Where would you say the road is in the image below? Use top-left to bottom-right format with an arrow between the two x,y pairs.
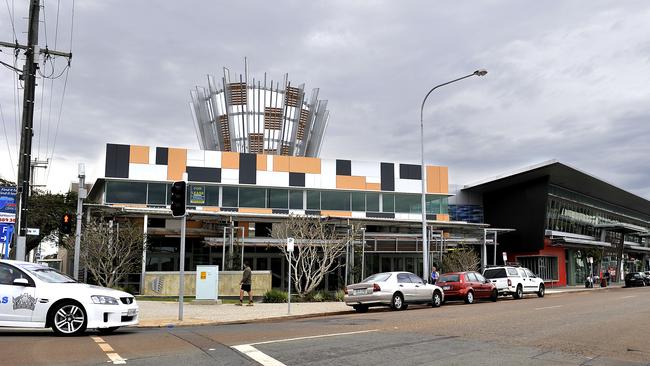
1,286 -> 650,365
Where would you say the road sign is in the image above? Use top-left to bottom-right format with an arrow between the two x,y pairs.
287,237 -> 294,252
0,223 -> 14,259
26,228 -> 40,236
0,186 -> 17,224
502,252 -> 508,263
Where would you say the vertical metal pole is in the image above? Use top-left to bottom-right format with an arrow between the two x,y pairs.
420,120 -> 429,284
482,229 -> 487,272
73,166 -> 85,280
178,214 -> 187,321
287,250 -> 291,315
493,231 -> 498,266
240,227 -> 245,270
221,227 -> 226,272
140,214 -> 148,294
344,239 -> 349,286
361,228 -> 366,280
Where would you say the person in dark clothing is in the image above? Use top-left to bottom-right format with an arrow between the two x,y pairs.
238,261 -> 253,306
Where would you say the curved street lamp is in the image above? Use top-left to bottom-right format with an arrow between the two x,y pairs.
420,69 -> 487,283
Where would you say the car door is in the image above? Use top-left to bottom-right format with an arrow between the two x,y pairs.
474,272 -> 491,298
408,273 -> 429,302
396,273 -> 414,301
517,268 -> 533,292
0,263 -> 37,323
525,269 -> 541,290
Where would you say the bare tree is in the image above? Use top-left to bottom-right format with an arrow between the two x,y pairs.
270,215 -> 360,297
441,247 -> 480,273
65,218 -> 146,289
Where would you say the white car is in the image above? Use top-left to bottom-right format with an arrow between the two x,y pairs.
482,266 -> 545,299
344,272 -> 444,312
0,259 -> 138,336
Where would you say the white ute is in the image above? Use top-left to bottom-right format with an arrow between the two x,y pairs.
0,259 -> 139,336
482,266 -> 545,299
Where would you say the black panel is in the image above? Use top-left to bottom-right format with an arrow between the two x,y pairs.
105,143 -> 130,178
367,212 -> 395,219
336,160 -> 351,176
305,210 -> 321,216
399,164 -> 421,180
239,153 -> 257,184
220,207 -> 239,212
155,147 -> 168,165
289,172 -> 305,187
272,209 -> 290,215
187,167 -> 221,183
380,163 -> 395,191
426,214 -> 438,221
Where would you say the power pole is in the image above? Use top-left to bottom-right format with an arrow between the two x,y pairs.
0,0 -> 72,260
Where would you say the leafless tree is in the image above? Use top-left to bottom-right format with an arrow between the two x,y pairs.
65,218 -> 146,289
441,247 -> 480,273
270,215 -> 360,297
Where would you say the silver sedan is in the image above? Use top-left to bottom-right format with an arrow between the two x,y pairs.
344,272 -> 444,313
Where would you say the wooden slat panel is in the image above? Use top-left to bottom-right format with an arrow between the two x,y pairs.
285,87 -> 301,107
264,107 -> 283,130
248,133 -> 264,153
297,109 -> 308,140
219,115 -> 231,151
228,82 -> 247,105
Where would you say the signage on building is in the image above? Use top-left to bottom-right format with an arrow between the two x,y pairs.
26,228 -> 40,236
0,186 -> 17,223
0,223 -> 14,259
189,185 -> 205,205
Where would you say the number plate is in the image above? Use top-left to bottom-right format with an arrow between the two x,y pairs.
442,286 -> 451,290
127,308 -> 137,316
353,289 -> 366,296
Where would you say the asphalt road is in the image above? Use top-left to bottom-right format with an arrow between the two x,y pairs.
2,286 -> 650,365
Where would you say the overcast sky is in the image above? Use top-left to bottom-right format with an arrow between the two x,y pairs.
1,1 -> 649,199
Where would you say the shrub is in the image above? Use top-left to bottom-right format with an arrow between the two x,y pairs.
334,290 -> 345,302
263,289 -> 288,303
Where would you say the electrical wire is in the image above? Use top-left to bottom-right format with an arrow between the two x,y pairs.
45,0 -> 62,159
4,0 -> 17,42
0,103 -> 16,179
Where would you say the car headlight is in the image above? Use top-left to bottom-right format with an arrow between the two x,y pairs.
91,295 -> 119,305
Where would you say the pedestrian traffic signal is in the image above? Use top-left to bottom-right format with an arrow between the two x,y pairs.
170,181 -> 186,217
61,213 -> 73,234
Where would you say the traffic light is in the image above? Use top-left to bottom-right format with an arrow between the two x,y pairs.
61,213 -> 73,234
170,181 -> 186,217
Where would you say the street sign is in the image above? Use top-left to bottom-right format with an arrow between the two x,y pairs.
26,228 -> 40,236
502,252 -> 508,263
287,237 -> 294,252
0,186 -> 17,224
0,223 -> 14,259
587,257 -> 593,264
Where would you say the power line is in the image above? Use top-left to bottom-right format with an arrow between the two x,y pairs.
45,65 -> 69,185
4,0 -> 17,41
0,103 -> 16,179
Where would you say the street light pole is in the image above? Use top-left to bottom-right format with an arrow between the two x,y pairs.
420,69 -> 487,283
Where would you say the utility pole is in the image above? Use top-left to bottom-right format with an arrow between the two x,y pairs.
73,163 -> 86,280
0,0 -> 72,260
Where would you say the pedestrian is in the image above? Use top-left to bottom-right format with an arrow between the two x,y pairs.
603,270 -> 610,285
430,266 -> 439,284
237,261 -> 253,306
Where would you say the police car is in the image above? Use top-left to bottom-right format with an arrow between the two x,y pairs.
0,259 -> 138,336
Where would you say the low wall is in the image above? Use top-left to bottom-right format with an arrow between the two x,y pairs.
143,271 -> 272,297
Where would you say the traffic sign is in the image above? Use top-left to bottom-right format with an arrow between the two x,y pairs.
26,228 -> 40,236
287,237 -> 294,252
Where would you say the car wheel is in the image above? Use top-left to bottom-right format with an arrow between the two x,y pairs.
537,284 -> 545,298
391,293 -> 405,310
490,289 -> 498,302
97,327 -> 120,335
432,291 -> 442,308
51,302 -> 87,336
352,305 -> 368,313
513,285 -> 523,300
464,290 -> 475,304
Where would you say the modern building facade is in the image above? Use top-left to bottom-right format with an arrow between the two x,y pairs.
190,67 -> 329,157
458,161 -> 650,286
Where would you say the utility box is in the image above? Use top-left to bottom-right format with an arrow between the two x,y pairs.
195,265 -> 219,300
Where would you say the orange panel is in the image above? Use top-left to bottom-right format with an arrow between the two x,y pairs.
167,148 -> 187,181
365,182 -> 381,191
436,214 -> 450,222
256,154 -> 268,171
239,208 -> 273,214
202,207 -> 220,212
221,152 -> 239,169
321,210 -> 352,217
439,167 -> 449,194
129,145 -> 149,164
426,166 -> 441,193
289,156 -> 321,174
273,155 -> 290,172
186,220 -> 202,229
336,176 -> 366,190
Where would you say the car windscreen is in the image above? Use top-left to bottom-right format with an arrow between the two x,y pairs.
438,274 -> 460,282
362,273 -> 391,283
22,265 -> 76,283
483,268 -> 507,279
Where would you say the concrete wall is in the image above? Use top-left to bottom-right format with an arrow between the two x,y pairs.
142,270 -> 272,297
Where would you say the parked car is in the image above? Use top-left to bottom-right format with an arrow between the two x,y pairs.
482,266 -> 545,299
624,272 -> 649,287
0,259 -> 139,336
437,271 -> 498,304
344,272 -> 444,313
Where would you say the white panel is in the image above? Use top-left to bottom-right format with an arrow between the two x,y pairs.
267,155 -> 273,171
148,147 -> 156,165
204,151 -> 221,168
320,159 -> 336,189
351,160 -> 380,178
351,211 -> 365,218
395,213 -> 412,220
305,173 -> 320,188
221,168 -> 239,184
129,163 -> 167,181
289,209 -> 305,215
395,179 -> 422,193
366,176 -> 381,184
257,171 -> 289,187
187,149 -> 205,167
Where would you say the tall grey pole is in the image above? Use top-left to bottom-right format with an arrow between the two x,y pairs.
288,250 -> 292,315
140,214 -> 148,294
493,231 -> 498,266
419,69 -> 487,281
73,164 -> 85,280
221,227 -> 226,271
178,214 -> 187,321
361,228 -> 366,280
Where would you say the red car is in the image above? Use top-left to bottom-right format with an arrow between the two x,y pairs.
437,271 -> 498,304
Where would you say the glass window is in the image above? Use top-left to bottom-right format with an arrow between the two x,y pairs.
106,181 -> 147,204
438,274 -> 460,282
289,190 -> 303,210
396,273 -> 411,283
466,272 -> 478,282
362,273 -> 391,283
268,189 -> 288,209
22,264 -> 75,283
426,195 -> 441,214
507,268 -> 519,276
222,186 -> 238,207
239,187 -> 266,208
205,186 -> 219,206
306,190 -> 320,210
395,194 -> 420,213
408,273 -> 424,284
483,268 -> 507,279
147,183 -> 167,205
475,273 -> 486,282
366,192 -> 379,211
351,192 -> 365,211
382,193 -> 394,213
321,191 -> 351,211
0,263 -> 33,285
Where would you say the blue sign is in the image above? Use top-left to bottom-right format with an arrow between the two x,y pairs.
0,223 -> 13,259
0,186 -> 17,216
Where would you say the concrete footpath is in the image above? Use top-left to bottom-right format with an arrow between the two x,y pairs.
137,284 -> 624,328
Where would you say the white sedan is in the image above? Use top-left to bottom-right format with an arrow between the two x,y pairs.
0,259 -> 138,336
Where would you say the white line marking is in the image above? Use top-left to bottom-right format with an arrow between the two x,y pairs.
620,295 -> 636,299
535,305 -> 563,310
90,336 -> 126,364
91,336 -> 105,343
98,343 -> 115,352
232,345 -> 286,366
106,352 -> 126,365
248,329 -> 379,346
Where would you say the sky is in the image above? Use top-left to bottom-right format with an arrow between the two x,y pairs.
1,1 -> 649,199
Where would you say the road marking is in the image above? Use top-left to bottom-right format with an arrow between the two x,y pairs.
89,336 -> 126,364
98,343 -> 115,352
535,305 -> 563,310
91,336 -> 104,343
619,295 -> 636,299
232,329 -> 380,366
106,353 -> 127,365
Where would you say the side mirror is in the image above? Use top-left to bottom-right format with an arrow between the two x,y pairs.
485,279 -> 491,284
13,278 -> 29,286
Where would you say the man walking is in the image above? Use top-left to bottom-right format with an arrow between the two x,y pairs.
238,261 -> 253,306
430,266 -> 439,284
